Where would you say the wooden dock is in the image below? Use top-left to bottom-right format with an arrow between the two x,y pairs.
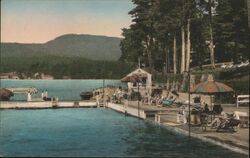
6,88 -> 38,94
0,101 -> 102,109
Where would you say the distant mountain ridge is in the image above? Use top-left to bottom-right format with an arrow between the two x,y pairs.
1,34 -> 122,61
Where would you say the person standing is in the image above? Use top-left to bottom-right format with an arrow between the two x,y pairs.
27,92 -> 32,102
41,91 -> 44,100
44,90 -> 48,100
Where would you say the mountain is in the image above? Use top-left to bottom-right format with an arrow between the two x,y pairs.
1,34 -> 122,61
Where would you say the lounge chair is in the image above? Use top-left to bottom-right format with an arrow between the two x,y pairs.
162,98 -> 176,106
216,118 -> 241,132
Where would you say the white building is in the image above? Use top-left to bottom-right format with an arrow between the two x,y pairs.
122,68 -> 152,96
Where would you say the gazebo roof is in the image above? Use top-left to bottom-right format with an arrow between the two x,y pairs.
125,68 -> 151,77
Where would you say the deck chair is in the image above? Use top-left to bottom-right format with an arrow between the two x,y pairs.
216,118 -> 241,132
162,98 -> 176,106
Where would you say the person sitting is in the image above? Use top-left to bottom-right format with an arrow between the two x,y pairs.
233,111 -> 249,128
162,95 -> 177,106
207,111 -> 228,128
207,111 -> 241,131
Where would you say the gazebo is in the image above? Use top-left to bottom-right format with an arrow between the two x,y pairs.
121,68 -> 152,96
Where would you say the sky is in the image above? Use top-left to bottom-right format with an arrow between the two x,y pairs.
1,0 -> 134,43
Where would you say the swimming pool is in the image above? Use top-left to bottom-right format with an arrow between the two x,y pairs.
0,108 -> 247,157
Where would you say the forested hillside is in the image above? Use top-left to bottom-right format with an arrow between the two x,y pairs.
0,56 -> 134,79
1,34 -> 122,61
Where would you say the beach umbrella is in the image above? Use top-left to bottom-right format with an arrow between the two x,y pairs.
190,79 -> 234,108
121,74 -> 142,118
190,80 -> 234,94
0,88 -> 14,101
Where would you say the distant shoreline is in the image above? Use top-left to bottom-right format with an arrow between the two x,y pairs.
0,79 -> 121,81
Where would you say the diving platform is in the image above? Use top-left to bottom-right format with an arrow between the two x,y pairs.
6,88 -> 38,94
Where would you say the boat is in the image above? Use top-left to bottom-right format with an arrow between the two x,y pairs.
0,88 -> 14,101
80,91 -> 93,100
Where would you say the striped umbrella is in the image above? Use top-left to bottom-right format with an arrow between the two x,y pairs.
190,80 -> 234,109
190,80 -> 234,94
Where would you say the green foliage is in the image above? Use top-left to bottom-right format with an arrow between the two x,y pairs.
120,0 -> 249,72
213,0 -> 249,63
0,56 -> 134,79
192,66 -> 249,94
222,76 -> 249,94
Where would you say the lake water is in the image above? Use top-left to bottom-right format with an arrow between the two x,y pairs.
0,79 -> 125,101
0,108 -> 247,157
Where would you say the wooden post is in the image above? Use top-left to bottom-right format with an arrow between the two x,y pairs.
138,82 -> 140,118
173,35 -> 177,74
188,71 -> 191,138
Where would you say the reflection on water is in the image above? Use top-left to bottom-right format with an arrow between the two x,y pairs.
0,109 -> 247,157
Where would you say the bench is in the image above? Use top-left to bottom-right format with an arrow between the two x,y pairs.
236,95 -> 249,108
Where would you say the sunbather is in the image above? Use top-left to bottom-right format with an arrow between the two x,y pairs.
162,95 -> 177,106
208,111 -> 241,131
207,111 -> 228,128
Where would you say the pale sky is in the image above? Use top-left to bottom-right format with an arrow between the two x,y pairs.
1,0 -> 134,43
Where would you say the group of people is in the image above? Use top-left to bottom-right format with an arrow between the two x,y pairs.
109,87 -> 179,107
147,91 -> 178,106
177,96 -> 247,131
147,94 -> 177,106
41,90 -> 49,101
111,86 -> 123,103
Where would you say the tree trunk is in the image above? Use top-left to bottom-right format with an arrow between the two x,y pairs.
209,0 -> 215,69
181,26 -> 186,73
164,45 -> 168,75
167,46 -> 170,73
146,36 -> 153,74
181,72 -> 188,92
181,0 -> 186,73
173,35 -> 177,74
185,18 -> 191,72
148,50 -> 153,74
248,0 -> 250,28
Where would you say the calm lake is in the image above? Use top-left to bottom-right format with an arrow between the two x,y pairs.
0,79 -> 125,101
0,108 -> 247,157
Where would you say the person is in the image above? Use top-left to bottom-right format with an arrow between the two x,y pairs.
233,111 -> 248,120
41,91 -> 44,99
193,96 -> 201,104
43,90 -> 48,100
178,105 -> 188,124
203,103 -> 210,113
27,92 -> 32,102
207,111 -> 228,128
96,95 -> 100,106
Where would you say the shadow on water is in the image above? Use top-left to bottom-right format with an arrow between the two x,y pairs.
123,122 -> 247,158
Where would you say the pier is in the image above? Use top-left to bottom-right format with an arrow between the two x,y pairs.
6,88 -> 38,94
0,101 -> 102,109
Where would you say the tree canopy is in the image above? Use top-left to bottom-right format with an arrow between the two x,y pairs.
120,0 -> 249,74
